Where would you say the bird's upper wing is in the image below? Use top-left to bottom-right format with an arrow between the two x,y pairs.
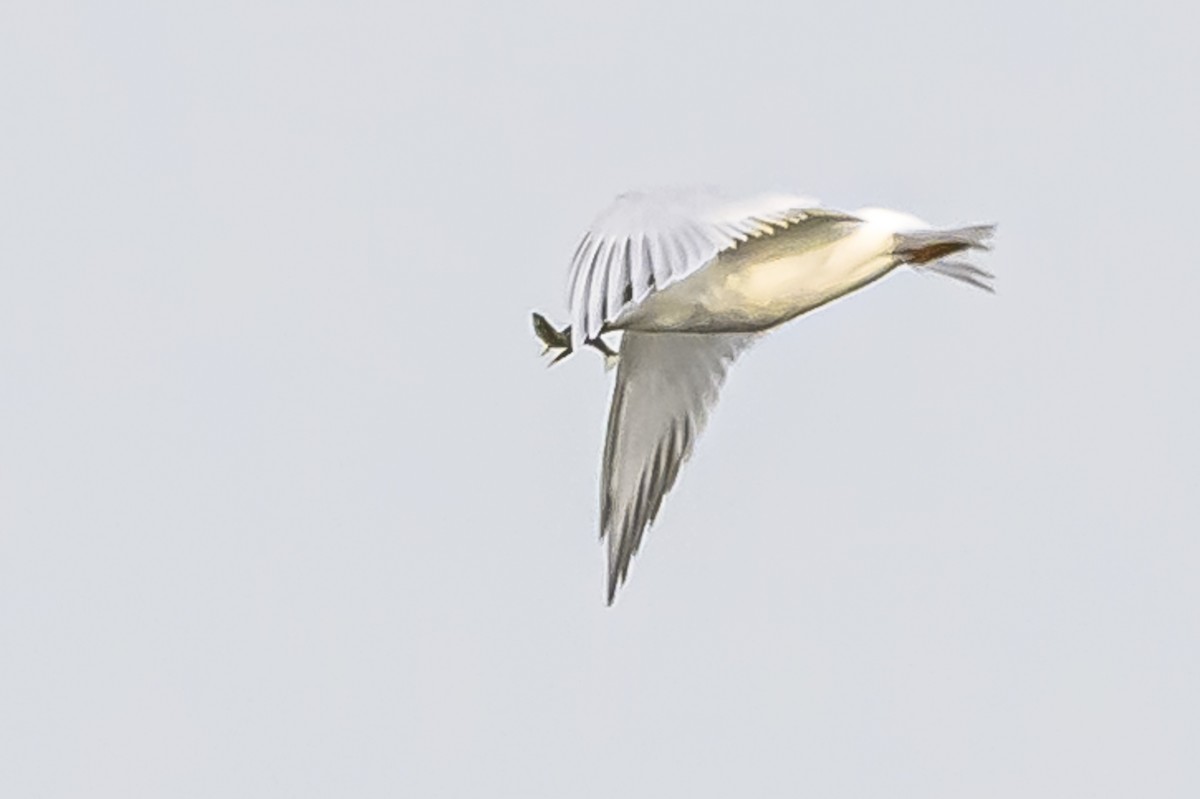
566,188 -> 836,348
601,329 -> 755,603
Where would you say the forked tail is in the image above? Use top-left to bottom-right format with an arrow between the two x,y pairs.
895,224 -> 996,292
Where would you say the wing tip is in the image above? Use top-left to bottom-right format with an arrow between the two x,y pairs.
605,579 -> 618,606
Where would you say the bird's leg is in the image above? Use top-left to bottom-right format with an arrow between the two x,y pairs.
532,312 -> 618,367
532,312 -> 573,364
588,336 -> 617,360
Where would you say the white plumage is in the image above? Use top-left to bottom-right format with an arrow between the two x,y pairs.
537,187 -> 995,603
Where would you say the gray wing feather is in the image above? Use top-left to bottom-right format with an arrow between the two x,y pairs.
600,330 -> 755,603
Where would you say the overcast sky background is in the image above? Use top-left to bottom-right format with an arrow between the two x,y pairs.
2,1 -> 1198,796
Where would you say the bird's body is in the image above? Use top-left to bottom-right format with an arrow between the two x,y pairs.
615,208 -> 911,333
534,188 -> 994,603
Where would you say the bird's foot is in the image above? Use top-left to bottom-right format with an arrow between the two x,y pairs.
532,312 -> 573,365
532,312 -> 618,368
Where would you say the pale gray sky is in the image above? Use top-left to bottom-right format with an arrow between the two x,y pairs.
2,1 -> 1198,796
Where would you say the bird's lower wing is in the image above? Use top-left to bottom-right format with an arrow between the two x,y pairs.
601,331 -> 755,603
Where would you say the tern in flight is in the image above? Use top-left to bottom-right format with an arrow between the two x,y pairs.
532,188 -> 995,604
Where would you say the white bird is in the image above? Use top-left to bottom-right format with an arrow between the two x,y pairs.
533,188 -> 994,604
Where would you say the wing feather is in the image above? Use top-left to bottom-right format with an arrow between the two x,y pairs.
600,330 -> 755,603
565,188 -> 828,348
585,238 -> 612,337
628,234 -> 650,301
564,233 -> 592,307
605,238 -> 632,318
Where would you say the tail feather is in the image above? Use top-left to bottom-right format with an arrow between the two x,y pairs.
918,259 -> 995,293
896,224 -> 996,292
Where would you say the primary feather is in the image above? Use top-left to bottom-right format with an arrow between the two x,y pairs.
601,331 -> 754,603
